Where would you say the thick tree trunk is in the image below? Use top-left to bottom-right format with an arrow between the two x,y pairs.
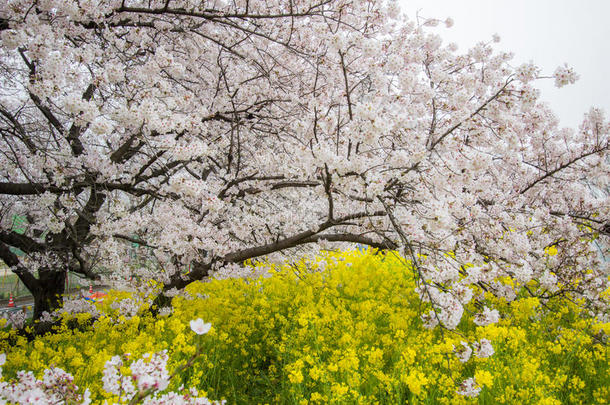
32,268 -> 66,319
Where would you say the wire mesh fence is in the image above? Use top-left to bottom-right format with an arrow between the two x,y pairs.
0,270 -> 89,300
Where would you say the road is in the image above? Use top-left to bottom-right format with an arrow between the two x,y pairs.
0,285 -> 108,315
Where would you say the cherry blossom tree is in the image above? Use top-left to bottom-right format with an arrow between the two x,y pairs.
0,0 -> 607,322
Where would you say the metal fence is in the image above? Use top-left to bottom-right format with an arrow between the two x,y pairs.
0,271 -> 89,300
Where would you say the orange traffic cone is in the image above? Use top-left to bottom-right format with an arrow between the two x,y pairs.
88,285 -> 93,294
8,293 -> 15,308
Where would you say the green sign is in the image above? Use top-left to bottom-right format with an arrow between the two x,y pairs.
11,215 -> 27,234
9,215 -> 27,256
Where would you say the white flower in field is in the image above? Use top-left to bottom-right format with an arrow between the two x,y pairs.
473,306 -> 500,326
82,389 -> 92,405
457,377 -> 481,397
473,339 -> 495,358
190,319 -> 212,335
0,353 -> 6,366
454,341 -> 472,363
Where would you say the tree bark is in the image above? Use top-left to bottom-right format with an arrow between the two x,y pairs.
31,268 -> 66,319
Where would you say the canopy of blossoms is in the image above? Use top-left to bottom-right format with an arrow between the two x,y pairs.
0,0 -> 607,322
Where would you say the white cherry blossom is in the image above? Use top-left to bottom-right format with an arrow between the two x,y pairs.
190,319 -> 212,335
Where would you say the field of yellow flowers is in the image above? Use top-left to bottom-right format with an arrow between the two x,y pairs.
1,250 -> 608,404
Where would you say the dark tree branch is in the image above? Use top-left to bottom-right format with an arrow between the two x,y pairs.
65,83 -> 96,156
17,49 -> 66,134
324,164 -> 334,221
0,240 -> 39,292
115,5 -> 328,20
0,182 -> 53,195
338,51 -> 353,120
428,79 -> 512,150
520,145 -> 608,194
0,106 -> 37,152
300,233 -> 397,250
113,233 -> 157,249
0,231 -> 45,253
110,133 -> 140,163
160,210 -> 389,291
218,211 -> 388,267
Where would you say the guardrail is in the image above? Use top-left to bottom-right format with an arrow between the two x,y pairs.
0,271 -> 90,300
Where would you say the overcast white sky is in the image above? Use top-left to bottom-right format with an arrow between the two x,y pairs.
398,0 -> 610,129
